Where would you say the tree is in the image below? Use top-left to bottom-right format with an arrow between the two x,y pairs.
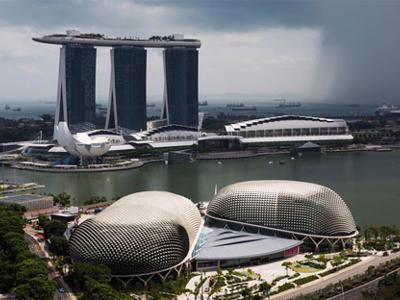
259,281 -> 272,300
73,263 -> 112,289
369,225 -> 381,240
14,274 -> 55,300
282,261 -> 291,276
3,232 -> 28,261
44,220 -> 66,239
5,203 -> 26,213
38,215 -> 50,229
15,258 -> 48,285
240,286 -> 252,298
82,278 -> 130,300
84,196 -> 107,205
380,226 -> 394,241
53,192 -> 71,207
49,235 -> 69,256
0,253 -> 16,293
0,209 -> 25,247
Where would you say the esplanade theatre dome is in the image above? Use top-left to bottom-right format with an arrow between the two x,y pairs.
206,180 -> 357,239
69,191 -> 202,276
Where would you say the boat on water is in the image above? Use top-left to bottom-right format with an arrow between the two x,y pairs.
4,105 -> 10,110
375,147 -> 392,152
231,106 -> 257,111
375,104 -> 400,117
146,103 -> 156,107
199,101 -> 208,106
274,99 -> 301,108
226,103 -> 257,111
12,107 -> 21,112
227,103 -> 245,108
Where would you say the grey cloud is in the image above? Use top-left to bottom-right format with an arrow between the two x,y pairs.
316,1 -> 400,103
1,0 -> 399,104
0,0 -> 318,30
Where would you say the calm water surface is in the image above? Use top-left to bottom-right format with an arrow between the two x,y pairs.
1,151 -> 399,227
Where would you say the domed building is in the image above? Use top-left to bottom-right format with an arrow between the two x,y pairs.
69,191 -> 202,280
206,180 -> 358,250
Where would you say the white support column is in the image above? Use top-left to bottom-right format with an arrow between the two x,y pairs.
161,50 -> 169,123
54,46 -> 68,135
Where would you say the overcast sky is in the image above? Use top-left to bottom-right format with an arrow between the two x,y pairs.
0,0 -> 399,104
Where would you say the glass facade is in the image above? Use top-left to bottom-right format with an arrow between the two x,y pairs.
113,47 -> 147,131
164,48 -> 198,128
64,45 -> 96,125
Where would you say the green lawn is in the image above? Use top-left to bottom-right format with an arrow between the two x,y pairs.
290,264 -> 320,273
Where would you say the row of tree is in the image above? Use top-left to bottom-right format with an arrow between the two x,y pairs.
364,224 -> 400,241
38,215 -> 69,256
37,214 -> 129,299
71,263 -> 130,300
0,204 -> 55,299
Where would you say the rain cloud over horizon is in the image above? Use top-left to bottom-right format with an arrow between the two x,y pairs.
0,0 -> 399,104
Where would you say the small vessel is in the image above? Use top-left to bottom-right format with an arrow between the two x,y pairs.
12,107 -> 21,112
4,105 -> 10,110
375,104 -> 400,117
274,99 -> 301,108
227,103 -> 245,108
146,103 -> 156,107
279,160 -> 286,165
199,101 -> 208,106
217,161 -> 222,165
268,161 -> 273,165
375,147 -> 392,152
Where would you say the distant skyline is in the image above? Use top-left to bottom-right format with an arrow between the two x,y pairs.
0,0 -> 399,104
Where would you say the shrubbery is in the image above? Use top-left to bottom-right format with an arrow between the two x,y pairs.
295,258 -> 400,300
0,204 -> 55,299
293,275 -> 319,286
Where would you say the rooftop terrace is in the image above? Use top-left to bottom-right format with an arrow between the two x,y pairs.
33,31 -> 201,48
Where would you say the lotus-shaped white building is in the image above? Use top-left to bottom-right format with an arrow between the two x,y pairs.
53,121 -> 112,157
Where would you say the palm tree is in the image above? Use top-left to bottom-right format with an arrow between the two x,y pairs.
282,261 -> 291,276
259,281 -> 272,300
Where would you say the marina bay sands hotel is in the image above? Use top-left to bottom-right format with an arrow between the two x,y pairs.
33,30 -> 201,131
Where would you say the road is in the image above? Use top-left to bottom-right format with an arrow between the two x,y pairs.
327,267 -> 400,300
24,228 -> 77,300
273,251 -> 400,300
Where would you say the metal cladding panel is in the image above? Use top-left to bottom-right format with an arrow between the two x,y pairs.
69,191 -> 202,276
207,180 -> 357,237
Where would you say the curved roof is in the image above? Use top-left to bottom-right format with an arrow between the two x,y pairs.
207,180 -> 357,238
132,124 -> 199,140
69,191 -> 202,276
195,228 -> 302,261
225,115 -> 348,132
